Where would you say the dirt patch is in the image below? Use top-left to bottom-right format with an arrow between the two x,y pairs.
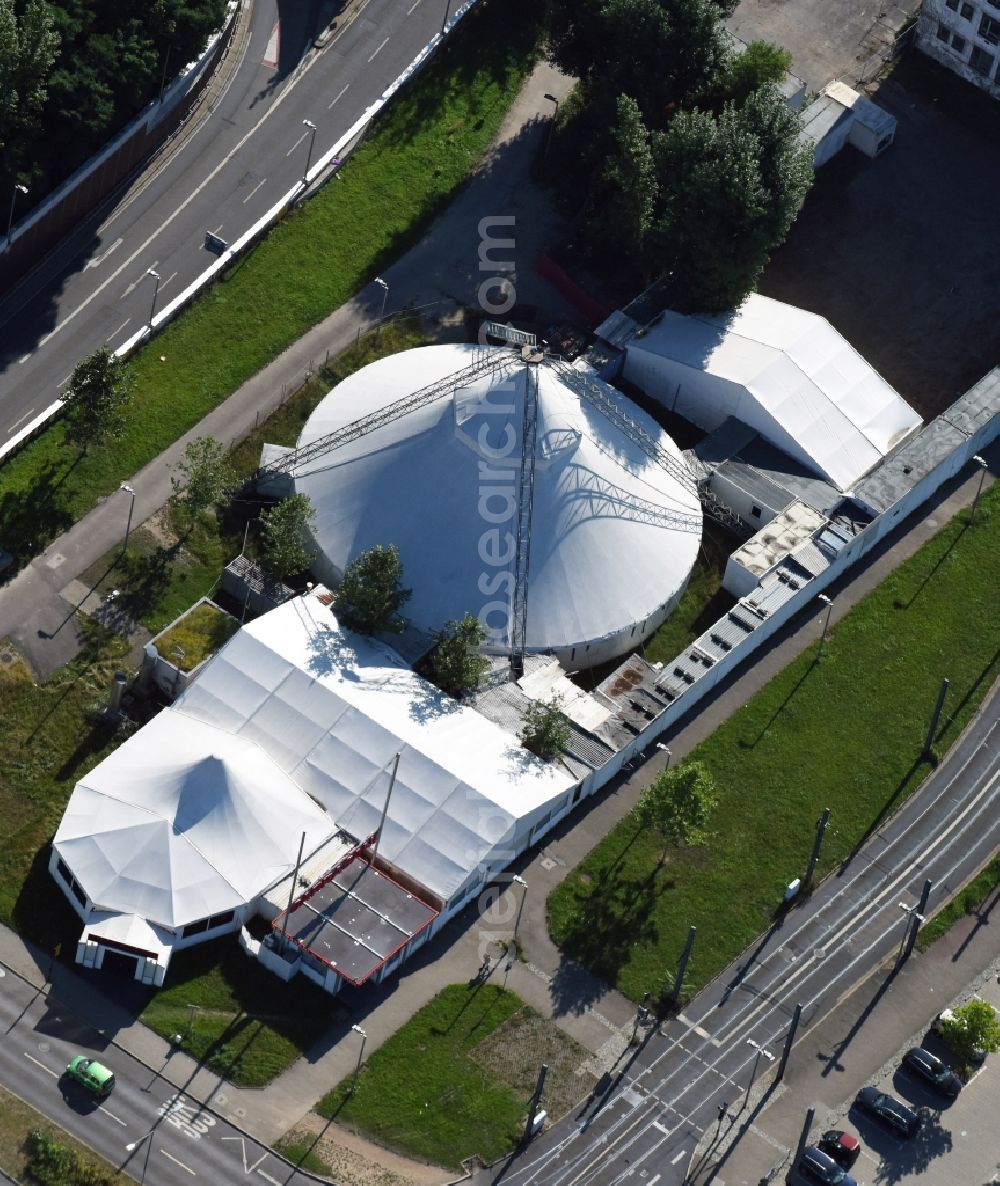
468,1005 -> 599,1122
283,1115 -> 448,1186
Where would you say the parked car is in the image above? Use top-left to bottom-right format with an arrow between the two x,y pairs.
932,1008 -> 987,1065
818,1130 -> 862,1169
854,1086 -> 921,1138
902,1046 -> 961,1098
795,1145 -> 858,1185
65,1056 -> 115,1098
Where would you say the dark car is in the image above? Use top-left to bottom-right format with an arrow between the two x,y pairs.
854,1086 -> 921,1138
902,1046 -> 962,1098
796,1145 -> 858,1186
818,1130 -> 862,1170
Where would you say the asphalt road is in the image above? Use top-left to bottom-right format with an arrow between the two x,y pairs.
0,965 -> 324,1186
478,686 -> 1000,1186
0,0 -> 454,445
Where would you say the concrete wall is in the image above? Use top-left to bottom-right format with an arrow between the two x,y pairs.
917,0 -> 1000,96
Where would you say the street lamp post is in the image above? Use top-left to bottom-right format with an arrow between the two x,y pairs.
542,93 -> 559,158
970,454 -> 988,523
743,1038 -> 775,1108
349,1025 -> 367,1096
441,0 -> 452,33
817,593 -> 833,657
146,269 -> 161,329
5,183 -> 28,249
655,742 -> 672,768
511,874 -> 528,946
125,1127 -> 157,1185
120,484 -> 136,553
373,276 -> 389,337
301,119 -> 318,187
172,646 -> 186,696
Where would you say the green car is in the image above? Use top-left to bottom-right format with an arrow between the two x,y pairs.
66,1056 -> 115,1098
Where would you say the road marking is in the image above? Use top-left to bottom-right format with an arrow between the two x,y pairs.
328,83 -> 350,109
221,1135 -> 269,1174
16,353 -> 31,364
368,36 -> 389,62
286,130 -> 308,156
121,262 -> 158,302
100,1107 -> 127,1126
83,237 -> 123,270
105,319 -> 131,343
257,1172 -> 281,1186
8,408 -> 36,431
672,1150 -> 686,1164
162,1149 -> 196,1175
406,0 -> 422,11
23,1053 -> 57,1077
242,178 -> 267,203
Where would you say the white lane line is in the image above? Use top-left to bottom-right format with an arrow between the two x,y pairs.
257,1171 -> 281,1186
23,1053 -> 57,1077
57,373 -> 72,388
368,36 -> 389,62
16,352 -> 31,364
83,237 -> 123,271
285,130 -> 308,156
406,0 -> 422,12
162,1149 -> 196,1175
8,408 -> 36,432
327,83 -> 350,109
99,1107 -> 127,1126
105,319 -> 131,343
162,271 -> 178,289
121,261 -> 159,303
242,177 -> 267,203
672,1150 -> 686,1164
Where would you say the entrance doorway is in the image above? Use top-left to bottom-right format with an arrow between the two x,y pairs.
101,949 -> 138,979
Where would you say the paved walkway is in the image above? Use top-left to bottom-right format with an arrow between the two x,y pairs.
0,51 -> 997,1186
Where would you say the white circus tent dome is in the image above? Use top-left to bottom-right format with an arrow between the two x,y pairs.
294,344 -> 703,669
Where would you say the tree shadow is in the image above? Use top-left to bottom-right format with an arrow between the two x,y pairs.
951,881 -> 1000,963
547,861 -> 665,1015
851,1107 -> 953,1184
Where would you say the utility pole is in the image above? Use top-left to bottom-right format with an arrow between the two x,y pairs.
523,1063 -> 548,1143
804,808 -> 830,887
349,1025 -> 367,1095
370,752 -> 401,863
278,831 -> 307,954
923,678 -> 950,757
743,1038 -> 775,1108
795,1106 -> 815,1164
900,879 -> 932,962
777,1003 -> 802,1082
671,925 -> 696,1004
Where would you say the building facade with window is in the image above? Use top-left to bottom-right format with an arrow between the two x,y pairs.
916,0 -> 1000,97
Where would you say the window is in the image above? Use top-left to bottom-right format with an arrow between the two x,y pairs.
970,44 -> 995,71
182,918 -> 210,938
952,33 -> 968,50
937,21 -> 951,38
945,0 -> 958,10
750,505 -> 763,519
207,909 -> 235,930
979,12 -> 1000,41
960,1 -> 974,16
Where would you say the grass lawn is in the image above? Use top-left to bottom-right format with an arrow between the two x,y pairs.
0,1088 -> 127,1184
918,854 -> 1000,952
316,984 -> 527,1169
0,0 -> 539,562
140,938 -> 338,1088
548,487 -> 1000,1003
151,600 -> 239,669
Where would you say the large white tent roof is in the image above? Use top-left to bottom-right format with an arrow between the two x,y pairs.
622,295 -> 920,489
53,712 -> 335,928
293,344 -> 702,656
176,597 -> 575,902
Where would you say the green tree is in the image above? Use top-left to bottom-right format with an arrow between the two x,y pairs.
429,613 -> 489,698
648,86 -> 813,310
171,436 -> 233,525
260,493 -> 316,583
635,761 -> 717,854
337,543 -> 411,635
63,346 -> 135,451
712,41 -> 792,108
938,1000 -> 1000,1066
520,696 -> 571,761
593,95 -> 658,272
0,0 -> 59,164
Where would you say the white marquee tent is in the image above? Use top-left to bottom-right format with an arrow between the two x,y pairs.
292,343 -> 703,669
621,295 -> 921,490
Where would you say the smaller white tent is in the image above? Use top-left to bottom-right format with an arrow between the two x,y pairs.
53,711 -> 335,929
621,295 -> 921,490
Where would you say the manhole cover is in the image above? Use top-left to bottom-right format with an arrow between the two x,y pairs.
38,1042 -> 50,1052
234,1107 -> 246,1118
541,857 -> 557,870
214,1093 -> 228,1106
